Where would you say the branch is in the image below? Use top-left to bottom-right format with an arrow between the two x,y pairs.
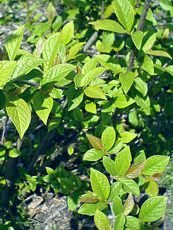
27,130 -> 56,173
16,80 -> 67,90
128,0 -> 152,71
83,1 -> 105,52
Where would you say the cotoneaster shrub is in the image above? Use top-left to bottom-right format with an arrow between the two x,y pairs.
0,0 -> 173,229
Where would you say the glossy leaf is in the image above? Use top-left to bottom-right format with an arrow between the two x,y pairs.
101,127 -> 116,151
5,26 -> 24,60
90,168 -> 110,200
119,71 -> 137,94
83,149 -> 104,161
91,19 -> 126,33
123,193 -> 134,216
119,131 -> 137,143
80,67 -> 107,87
84,86 -> 106,100
0,61 -> 16,88
118,178 -> 140,196
114,213 -> 125,230
115,146 -> 132,176
86,134 -> 103,150
103,156 -> 117,176
113,0 -> 134,32
132,31 -> 143,50
126,216 -> 142,230
78,201 -> 107,216
94,210 -> 111,230
41,64 -> 75,85
32,91 -> 53,125
60,21 -> 74,45
6,98 -> 31,139
11,55 -> 43,80
139,196 -> 167,222
142,155 -> 170,176
42,33 -> 61,71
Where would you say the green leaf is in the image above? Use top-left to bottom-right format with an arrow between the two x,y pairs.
80,67 -> 107,87
86,134 -> 103,150
142,55 -> 154,75
6,98 -> 31,139
103,156 -> 117,176
42,33 -> 61,71
84,86 -> 106,100
114,213 -> 125,230
11,55 -> 43,80
145,179 -> 159,197
96,33 -> 114,53
5,26 -> 24,60
68,92 -> 84,111
126,216 -> 142,230
132,31 -> 144,50
67,193 -> 79,211
123,193 -> 134,216
142,155 -> 170,176
47,2 -> 57,22
32,91 -> 53,125
82,58 -> 97,75
90,19 -> 126,33
60,21 -> 74,45
118,178 -> 140,196
139,196 -> 167,222
67,42 -> 85,61
115,146 -> 132,176
78,201 -> 107,216
90,168 -> 110,200
142,33 -> 156,52
112,196 -> 123,215
0,61 -> 16,88
134,78 -> 148,97
101,127 -> 116,151
115,94 -> 135,108
83,149 -> 104,161
80,192 -> 99,203
120,131 -> 137,143
85,102 -> 97,114
41,64 -> 75,85
109,182 -> 122,201
119,71 -> 137,94
94,210 -> 111,230
108,142 -> 124,155
128,110 -> 138,127
113,0 -> 134,32
165,65 -> 173,75
9,148 -> 21,158
146,50 -> 172,59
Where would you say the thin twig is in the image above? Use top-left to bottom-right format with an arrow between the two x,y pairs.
83,1 -> 105,52
128,0 -> 152,71
27,130 -> 56,174
16,79 -> 67,90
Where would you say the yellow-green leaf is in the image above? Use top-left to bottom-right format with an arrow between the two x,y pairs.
32,92 -> 53,125
90,19 -> 126,33
84,86 -> 106,100
139,196 -> 167,222
90,168 -> 110,200
6,98 -> 31,139
94,210 -> 111,230
101,126 -> 116,151
113,0 -> 134,32
5,26 -> 24,60
60,21 -> 74,45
